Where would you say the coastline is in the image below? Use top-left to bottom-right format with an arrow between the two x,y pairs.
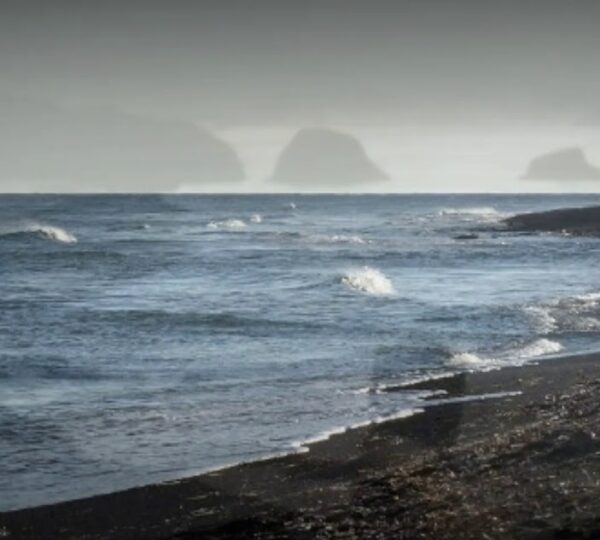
3,351 -> 600,539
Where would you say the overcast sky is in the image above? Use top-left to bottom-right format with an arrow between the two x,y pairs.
1,0 -> 600,192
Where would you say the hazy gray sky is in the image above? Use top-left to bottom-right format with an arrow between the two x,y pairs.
3,0 -> 600,124
1,0 -> 600,192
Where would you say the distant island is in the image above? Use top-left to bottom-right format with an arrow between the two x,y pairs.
0,95 -> 244,192
271,128 -> 388,188
522,147 -> 600,181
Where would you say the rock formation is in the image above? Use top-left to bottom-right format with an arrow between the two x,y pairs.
522,148 -> 600,181
0,95 -> 244,192
271,128 -> 387,188
504,206 -> 600,235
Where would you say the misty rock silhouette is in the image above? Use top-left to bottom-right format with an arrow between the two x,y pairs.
271,128 -> 387,188
0,95 -> 244,192
522,147 -> 600,181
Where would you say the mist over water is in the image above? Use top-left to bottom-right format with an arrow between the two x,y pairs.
2,194 -> 600,510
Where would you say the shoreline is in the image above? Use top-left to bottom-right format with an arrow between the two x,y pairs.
3,351 -> 600,539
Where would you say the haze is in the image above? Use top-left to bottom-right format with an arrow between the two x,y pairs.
2,0 -> 600,193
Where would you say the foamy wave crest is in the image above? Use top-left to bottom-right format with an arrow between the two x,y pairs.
514,338 -> 563,359
523,306 -> 558,334
310,234 -> 368,245
341,266 -> 395,296
207,219 -> 247,230
0,223 -> 77,244
523,291 -> 600,335
250,213 -> 263,224
446,338 -> 563,369
446,352 -> 490,368
439,206 -> 506,222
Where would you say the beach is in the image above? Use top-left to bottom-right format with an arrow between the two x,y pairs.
3,351 -> 600,539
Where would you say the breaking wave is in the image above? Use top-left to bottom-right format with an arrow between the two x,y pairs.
523,291 -> 600,335
0,223 -> 77,244
207,219 -> 247,230
438,206 -> 506,223
250,213 -> 263,224
341,266 -> 395,295
446,338 -> 563,369
309,234 -> 368,245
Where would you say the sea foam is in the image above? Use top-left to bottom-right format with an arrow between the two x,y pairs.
0,223 -> 78,244
207,219 -> 247,230
447,338 -> 563,369
439,206 -> 506,223
341,266 -> 395,296
310,234 -> 367,245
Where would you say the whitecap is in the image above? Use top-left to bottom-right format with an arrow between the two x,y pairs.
309,234 -> 367,245
0,223 -> 78,244
446,338 -> 563,370
438,206 -> 506,223
341,266 -> 395,296
446,352 -> 491,368
206,219 -> 247,230
513,338 -> 563,359
523,305 -> 558,334
250,213 -> 263,224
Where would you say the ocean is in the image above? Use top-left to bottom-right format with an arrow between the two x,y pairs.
2,193 -> 600,511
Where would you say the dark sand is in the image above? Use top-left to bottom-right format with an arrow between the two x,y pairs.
3,353 -> 600,539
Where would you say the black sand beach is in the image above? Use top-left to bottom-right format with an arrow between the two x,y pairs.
3,352 -> 600,539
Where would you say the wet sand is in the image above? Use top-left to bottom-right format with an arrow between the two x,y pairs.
3,352 -> 600,539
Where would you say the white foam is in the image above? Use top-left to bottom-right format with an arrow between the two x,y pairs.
291,408 -> 420,452
439,206 -> 500,216
310,234 -> 368,245
292,426 -> 348,448
438,206 -> 506,223
446,338 -> 563,370
0,223 -> 78,244
524,305 -> 558,334
341,266 -> 395,296
514,338 -> 563,358
250,213 -> 263,224
446,352 -> 490,368
207,219 -> 247,230
32,225 -> 78,244
524,291 -> 600,336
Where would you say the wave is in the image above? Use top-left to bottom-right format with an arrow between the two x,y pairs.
515,338 -> 563,358
0,223 -> 77,244
309,233 -> 368,245
523,305 -> 558,334
438,206 -> 506,223
250,213 -> 263,224
206,219 -> 247,230
340,266 -> 395,296
523,290 -> 600,335
291,408 -> 419,452
446,338 -> 563,369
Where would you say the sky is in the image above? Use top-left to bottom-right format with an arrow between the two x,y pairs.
1,0 -> 600,192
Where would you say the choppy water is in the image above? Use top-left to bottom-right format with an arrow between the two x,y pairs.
2,194 -> 600,510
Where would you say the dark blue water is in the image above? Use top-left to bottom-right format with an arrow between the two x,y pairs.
2,194 -> 600,510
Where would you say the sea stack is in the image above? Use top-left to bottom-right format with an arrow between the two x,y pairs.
271,128 -> 388,188
522,147 -> 600,181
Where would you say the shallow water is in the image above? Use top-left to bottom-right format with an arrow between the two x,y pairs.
2,194 -> 600,510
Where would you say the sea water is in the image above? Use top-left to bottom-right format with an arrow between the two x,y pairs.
2,194 -> 600,510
